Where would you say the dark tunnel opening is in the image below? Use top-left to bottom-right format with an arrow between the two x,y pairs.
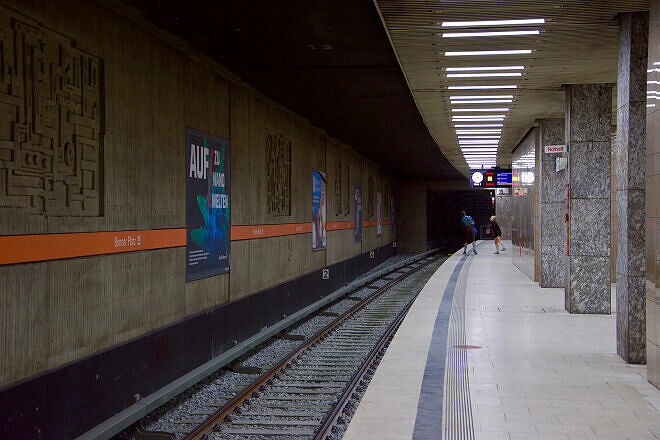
427,189 -> 495,251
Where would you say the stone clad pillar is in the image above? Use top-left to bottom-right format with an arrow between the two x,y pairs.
538,118 -> 567,288
616,12 -> 648,363
564,84 -> 612,313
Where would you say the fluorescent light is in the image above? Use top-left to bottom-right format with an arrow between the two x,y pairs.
443,30 -> 539,38
459,140 -> 499,144
451,115 -> 506,117
442,19 -> 545,27
452,108 -> 509,112
447,73 -> 522,78
456,130 -> 501,134
461,149 -> 499,152
648,104 -> 656,108
453,117 -> 506,121
447,67 -> 523,72
454,124 -> 504,128
445,50 -> 532,56
458,135 -> 501,139
449,85 -> 517,90
451,99 -> 512,104
451,95 -> 513,99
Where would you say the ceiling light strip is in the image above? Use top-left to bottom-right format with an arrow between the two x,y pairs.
447,73 -> 522,78
447,67 -> 523,72
442,30 -> 539,38
451,95 -> 514,99
451,100 -> 512,104
452,108 -> 509,112
454,124 -> 503,128
445,50 -> 532,56
449,85 -> 517,90
441,19 -> 545,27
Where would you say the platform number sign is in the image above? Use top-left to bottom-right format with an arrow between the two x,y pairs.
369,250 -> 375,259
322,268 -> 330,280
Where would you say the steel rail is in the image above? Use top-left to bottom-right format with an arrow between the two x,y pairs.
311,274 -> 423,440
184,253 -> 440,440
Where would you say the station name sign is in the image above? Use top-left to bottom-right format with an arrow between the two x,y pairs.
544,144 -> 567,154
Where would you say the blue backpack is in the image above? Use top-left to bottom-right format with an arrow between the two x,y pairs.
461,215 -> 474,228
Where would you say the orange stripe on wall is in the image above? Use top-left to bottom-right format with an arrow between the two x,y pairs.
0,229 -> 186,265
0,219 -> 394,265
231,223 -> 312,240
327,221 -> 355,231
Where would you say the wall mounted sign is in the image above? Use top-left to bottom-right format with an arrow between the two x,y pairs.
544,144 -> 567,154
470,170 -> 485,188
496,172 -> 512,186
471,168 -> 513,188
185,128 -> 231,282
556,157 -> 567,172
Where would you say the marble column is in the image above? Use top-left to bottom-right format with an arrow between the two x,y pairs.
616,12 -> 648,364
538,118 -> 567,288
564,84 -> 612,313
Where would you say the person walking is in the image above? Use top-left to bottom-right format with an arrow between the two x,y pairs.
460,210 -> 477,255
490,215 -> 505,254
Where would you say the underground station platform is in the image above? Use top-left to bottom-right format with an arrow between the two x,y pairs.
1,0 -> 660,439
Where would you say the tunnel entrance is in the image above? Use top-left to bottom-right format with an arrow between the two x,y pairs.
427,189 -> 495,251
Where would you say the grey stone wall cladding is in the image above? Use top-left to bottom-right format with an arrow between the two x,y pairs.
539,118 -> 567,288
564,84 -> 612,314
617,12 -> 648,364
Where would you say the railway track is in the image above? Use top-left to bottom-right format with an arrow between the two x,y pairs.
131,253 -> 445,440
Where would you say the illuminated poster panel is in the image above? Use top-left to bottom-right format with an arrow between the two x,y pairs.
354,184 -> 362,242
312,169 -> 327,250
185,128 -> 230,282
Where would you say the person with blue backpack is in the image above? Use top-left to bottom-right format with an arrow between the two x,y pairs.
460,210 -> 478,255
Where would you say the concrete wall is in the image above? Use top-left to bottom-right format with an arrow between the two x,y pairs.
395,180 -> 427,253
647,0 -> 660,388
512,128 -> 539,281
0,0 -> 395,388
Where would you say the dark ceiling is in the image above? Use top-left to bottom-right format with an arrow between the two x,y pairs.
120,0 -> 464,180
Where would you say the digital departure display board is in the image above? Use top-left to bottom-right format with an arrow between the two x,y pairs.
471,168 -> 512,188
496,172 -> 512,186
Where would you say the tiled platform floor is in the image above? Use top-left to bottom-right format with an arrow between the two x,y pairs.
344,241 -> 660,440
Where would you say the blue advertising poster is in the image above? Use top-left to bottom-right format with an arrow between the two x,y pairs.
185,128 -> 230,282
312,169 -> 327,250
391,196 -> 395,235
376,191 -> 382,236
354,184 -> 362,242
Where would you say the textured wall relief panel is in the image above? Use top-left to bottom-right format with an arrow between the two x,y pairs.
0,9 -> 103,216
367,176 -> 374,217
343,162 -> 350,216
266,131 -> 291,216
334,158 -> 341,216
384,183 -> 390,217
